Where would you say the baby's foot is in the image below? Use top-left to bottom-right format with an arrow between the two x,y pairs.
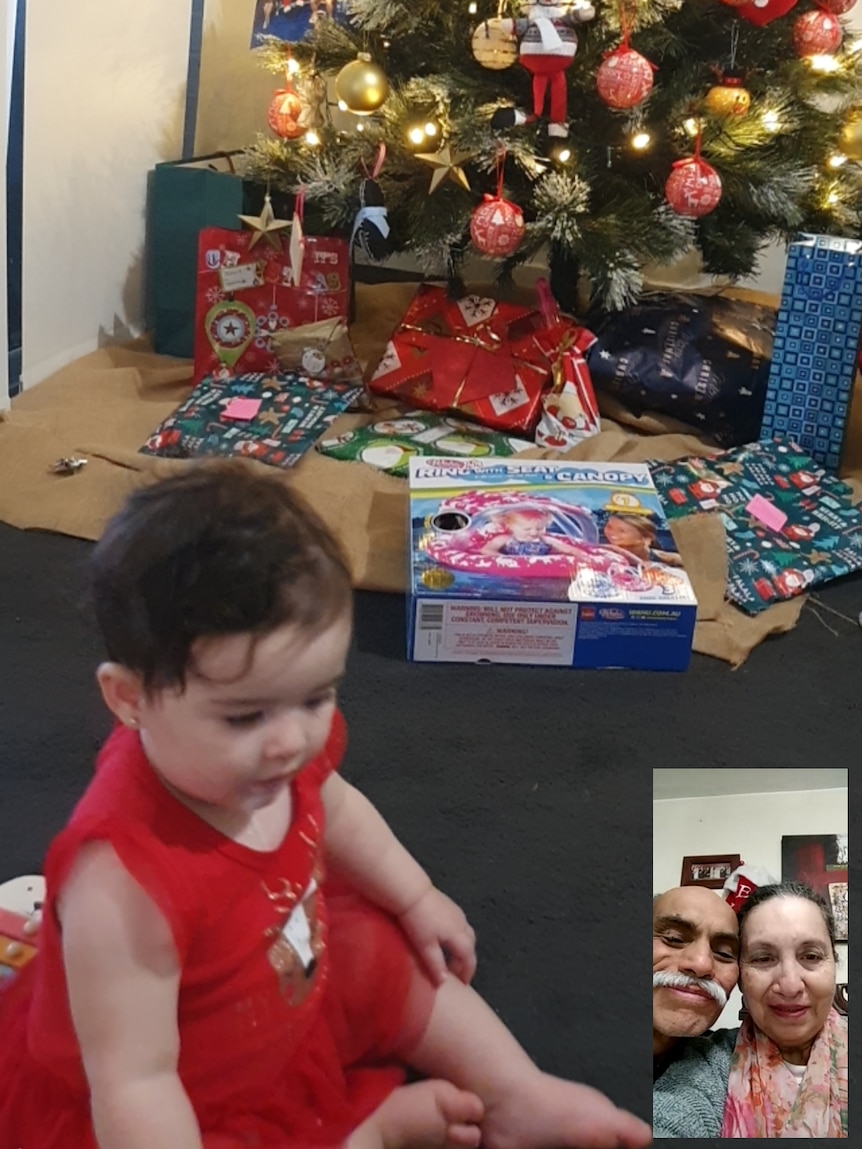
482,1072 -> 651,1149
349,1079 -> 484,1149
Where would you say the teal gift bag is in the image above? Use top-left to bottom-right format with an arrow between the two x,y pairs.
145,152 -> 245,359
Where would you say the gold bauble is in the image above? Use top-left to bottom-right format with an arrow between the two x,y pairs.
840,112 -> 862,162
335,53 -> 390,115
471,18 -> 518,70
705,83 -> 751,118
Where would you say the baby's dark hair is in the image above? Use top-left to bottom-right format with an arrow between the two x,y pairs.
91,462 -> 353,693
738,881 -> 838,959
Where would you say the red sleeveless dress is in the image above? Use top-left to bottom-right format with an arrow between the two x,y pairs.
0,714 -> 433,1149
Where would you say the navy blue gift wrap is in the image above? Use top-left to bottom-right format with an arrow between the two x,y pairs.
585,292 -> 774,448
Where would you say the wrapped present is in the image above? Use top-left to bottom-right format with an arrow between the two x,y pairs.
141,372 -> 362,471
193,227 -> 350,384
527,284 -> 600,449
760,234 -> 862,469
586,291 -> 774,447
649,435 -> 862,613
317,409 -> 534,477
272,316 -> 362,384
367,284 -> 589,435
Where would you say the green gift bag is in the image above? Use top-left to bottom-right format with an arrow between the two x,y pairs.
145,152 -> 245,359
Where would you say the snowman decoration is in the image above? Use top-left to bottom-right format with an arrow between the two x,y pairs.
491,0 -> 596,139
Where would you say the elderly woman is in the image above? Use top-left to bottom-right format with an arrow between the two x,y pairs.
721,881 -> 847,1136
655,881 -> 848,1138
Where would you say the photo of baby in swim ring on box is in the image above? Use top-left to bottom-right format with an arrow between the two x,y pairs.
410,460 -> 694,603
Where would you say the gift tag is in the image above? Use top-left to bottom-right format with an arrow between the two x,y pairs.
219,262 -> 264,292
290,211 -> 304,286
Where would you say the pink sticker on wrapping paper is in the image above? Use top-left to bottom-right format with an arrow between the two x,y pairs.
222,398 -> 262,421
746,494 -> 787,532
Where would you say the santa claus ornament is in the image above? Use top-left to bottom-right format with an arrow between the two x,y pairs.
470,153 -> 525,256
665,135 -> 722,218
490,0 -> 596,139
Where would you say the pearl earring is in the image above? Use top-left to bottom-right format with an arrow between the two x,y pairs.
126,717 -> 140,729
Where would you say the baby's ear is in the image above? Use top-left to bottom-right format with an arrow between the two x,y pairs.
96,662 -> 146,728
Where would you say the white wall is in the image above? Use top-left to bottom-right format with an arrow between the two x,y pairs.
20,0 -> 194,388
654,786 -> 849,1029
1,1 -> 14,409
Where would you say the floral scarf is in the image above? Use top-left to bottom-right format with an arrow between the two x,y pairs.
720,1007 -> 848,1138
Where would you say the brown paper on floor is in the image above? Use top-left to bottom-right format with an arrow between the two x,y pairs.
1,282 -> 859,666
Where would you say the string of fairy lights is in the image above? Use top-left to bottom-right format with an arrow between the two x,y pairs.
260,0 -> 862,228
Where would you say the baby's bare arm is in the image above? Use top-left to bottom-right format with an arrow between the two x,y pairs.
60,842 -> 204,1149
322,773 -> 431,915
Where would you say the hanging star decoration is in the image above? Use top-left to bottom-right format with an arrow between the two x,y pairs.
238,193 -> 291,251
415,143 -> 471,194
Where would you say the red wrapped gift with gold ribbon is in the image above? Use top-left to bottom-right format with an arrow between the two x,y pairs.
368,285 -> 553,434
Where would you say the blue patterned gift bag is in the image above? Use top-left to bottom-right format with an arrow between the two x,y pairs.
760,235 -> 862,470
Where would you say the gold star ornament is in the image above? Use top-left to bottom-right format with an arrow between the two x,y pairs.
238,193 -> 291,251
415,143 -> 471,194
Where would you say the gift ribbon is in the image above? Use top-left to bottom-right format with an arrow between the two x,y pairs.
549,331 -> 600,428
393,311 -> 595,413
361,143 -> 387,181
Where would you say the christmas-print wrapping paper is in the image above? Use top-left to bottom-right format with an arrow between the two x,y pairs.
317,408 -> 534,477
140,372 -> 362,471
193,227 -> 349,385
586,291 -> 774,448
367,284 -> 574,435
649,436 -> 862,613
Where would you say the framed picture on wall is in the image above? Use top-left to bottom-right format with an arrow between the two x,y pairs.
680,854 -> 741,889
782,834 -> 848,942
251,1 -> 348,48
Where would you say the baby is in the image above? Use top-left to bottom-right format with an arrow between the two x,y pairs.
481,508 -> 589,558
0,463 -> 650,1149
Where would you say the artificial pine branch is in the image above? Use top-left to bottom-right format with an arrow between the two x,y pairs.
247,0 -> 862,309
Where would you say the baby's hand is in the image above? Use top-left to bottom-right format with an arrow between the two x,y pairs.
398,887 -> 477,986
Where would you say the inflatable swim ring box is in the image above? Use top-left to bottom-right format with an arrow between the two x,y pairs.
407,457 -> 697,670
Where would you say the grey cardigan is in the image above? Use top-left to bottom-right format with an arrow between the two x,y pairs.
653,1027 -> 738,1138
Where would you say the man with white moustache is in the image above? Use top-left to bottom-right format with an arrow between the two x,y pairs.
652,885 -> 740,1136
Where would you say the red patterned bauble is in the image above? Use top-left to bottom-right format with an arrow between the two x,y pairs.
720,0 -> 751,7
267,88 -> 304,139
665,157 -> 722,218
822,0 -> 856,14
469,195 -> 525,257
596,47 -> 654,110
793,10 -> 843,56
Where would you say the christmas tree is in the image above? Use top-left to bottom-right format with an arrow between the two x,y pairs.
246,0 -> 862,311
